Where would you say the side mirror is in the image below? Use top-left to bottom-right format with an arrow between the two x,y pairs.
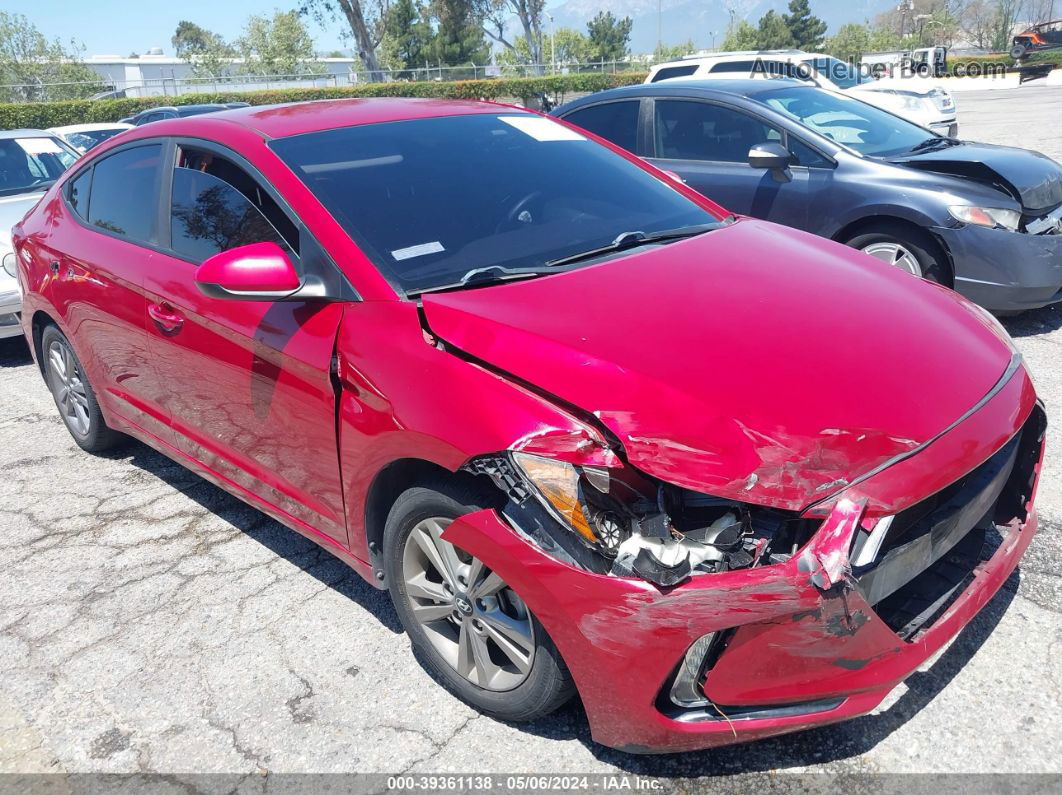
747,142 -> 792,171
194,242 -> 301,301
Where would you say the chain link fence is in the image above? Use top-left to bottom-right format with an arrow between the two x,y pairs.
1,60 -> 650,104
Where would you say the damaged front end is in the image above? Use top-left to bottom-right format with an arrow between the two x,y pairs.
465,450 -> 819,588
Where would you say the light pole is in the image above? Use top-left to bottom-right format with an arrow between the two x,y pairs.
546,12 -> 556,74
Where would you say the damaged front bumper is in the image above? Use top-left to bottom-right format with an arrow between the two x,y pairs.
443,370 -> 1045,753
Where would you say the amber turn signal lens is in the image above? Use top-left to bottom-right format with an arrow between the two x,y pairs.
511,452 -> 597,543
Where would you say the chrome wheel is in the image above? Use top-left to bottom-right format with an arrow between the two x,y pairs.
402,517 -> 535,691
861,241 -> 923,277
47,339 -> 90,436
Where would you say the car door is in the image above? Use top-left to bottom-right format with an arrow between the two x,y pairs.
42,141 -> 173,441
645,98 -> 823,231
141,140 -> 349,546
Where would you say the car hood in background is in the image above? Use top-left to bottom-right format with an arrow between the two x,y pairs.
423,219 -> 1014,512
891,141 -> 1062,213
0,190 -> 47,237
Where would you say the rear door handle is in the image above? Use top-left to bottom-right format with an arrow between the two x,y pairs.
148,302 -> 184,334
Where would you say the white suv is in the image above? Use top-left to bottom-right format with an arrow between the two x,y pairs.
646,51 -> 958,137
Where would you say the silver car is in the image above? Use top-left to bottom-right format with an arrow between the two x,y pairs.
0,130 -> 78,339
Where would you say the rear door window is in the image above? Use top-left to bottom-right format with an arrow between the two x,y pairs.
169,146 -> 298,263
561,100 -> 641,153
86,144 -> 163,244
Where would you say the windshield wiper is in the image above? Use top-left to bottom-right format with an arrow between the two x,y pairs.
407,265 -> 557,297
545,223 -> 719,268
907,136 -> 960,154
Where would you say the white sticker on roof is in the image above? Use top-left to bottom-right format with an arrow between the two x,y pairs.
498,115 -> 586,142
391,241 -> 445,261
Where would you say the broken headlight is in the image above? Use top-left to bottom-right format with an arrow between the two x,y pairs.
475,452 -> 810,587
949,205 -> 1021,232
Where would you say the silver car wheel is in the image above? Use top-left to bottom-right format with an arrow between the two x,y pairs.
402,517 -> 535,691
861,241 -> 923,277
47,339 -> 91,436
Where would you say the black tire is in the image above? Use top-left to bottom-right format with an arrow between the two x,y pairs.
1010,44 -> 1027,60
40,325 -> 123,453
384,476 -> 575,722
844,222 -> 949,285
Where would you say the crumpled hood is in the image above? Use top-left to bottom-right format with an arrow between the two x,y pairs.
423,219 -> 1014,512
891,141 -> 1062,213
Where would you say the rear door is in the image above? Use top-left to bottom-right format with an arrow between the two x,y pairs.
43,142 -> 172,440
141,140 -> 348,546
646,98 -> 827,230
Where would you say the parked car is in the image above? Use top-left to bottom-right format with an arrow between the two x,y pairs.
1011,19 -> 1062,59
119,102 -> 251,126
647,51 -> 957,137
11,99 -> 1044,752
48,123 -> 134,154
554,80 -> 1062,313
0,129 -> 79,340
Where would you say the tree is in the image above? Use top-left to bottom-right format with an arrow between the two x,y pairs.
0,11 -> 102,101
378,0 -> 434,73
241,10 -> 319,75
653,39 -> 696,62
957,0 -> 996,49
784,0 -> 828,50
474,0 -> 547,73
586,10 -> 632,63
826,22 -> 871,62
991,0 -> 1024,51
500,27 -> 591,66
756,10 -> 795,49
433,0 -> 490,66
171,20 -> 236,77
300,0 -> 387,80
720,19 -> 758,50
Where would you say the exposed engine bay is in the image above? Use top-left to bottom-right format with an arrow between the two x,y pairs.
466,452 -> 817,587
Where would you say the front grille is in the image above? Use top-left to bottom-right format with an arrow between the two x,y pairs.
855,404 -> 1044,640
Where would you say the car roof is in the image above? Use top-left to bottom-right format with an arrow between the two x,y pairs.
652,51 -> 821,69
175,97 -> 524,139
0,128 -> 63,140
560,79 -> 809,104
49,123 -> 133,134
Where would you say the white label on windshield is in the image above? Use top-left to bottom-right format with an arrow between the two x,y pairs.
392,241 -> 445,261
19,137 -> 64,155
498,116 -> 586,142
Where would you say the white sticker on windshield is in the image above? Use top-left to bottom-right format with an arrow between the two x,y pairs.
498,116 -> 586,142
392,241 -> 445,261
19,137 -> 65,155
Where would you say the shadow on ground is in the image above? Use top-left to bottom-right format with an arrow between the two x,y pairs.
0,336 -> 33,368
104,439 -> 404,634
1002,302 -> 1062,338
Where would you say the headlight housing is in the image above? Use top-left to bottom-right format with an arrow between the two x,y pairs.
1,251 -> 16,280
949,205 -> 1021,231
472,451 -> 813,587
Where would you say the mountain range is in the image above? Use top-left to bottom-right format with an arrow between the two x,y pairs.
545,0 -> 899,55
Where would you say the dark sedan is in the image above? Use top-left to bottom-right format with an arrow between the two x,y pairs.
554,80 -> 1062,313
120,102 -> 251,126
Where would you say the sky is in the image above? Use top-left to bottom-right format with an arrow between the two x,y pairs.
7,0 -> 355,57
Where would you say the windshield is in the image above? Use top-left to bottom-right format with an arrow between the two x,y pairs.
0,136 -> 77,197
63,128 -> 126,153
754,85 -> 930,157
803,57 -> 872,89
269,114 -> 717,294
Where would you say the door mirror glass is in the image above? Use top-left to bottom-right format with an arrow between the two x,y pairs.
194,242 -> 301,301
748,142 -> 792,170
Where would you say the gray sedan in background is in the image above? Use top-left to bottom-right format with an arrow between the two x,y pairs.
0,129 -> 79,339
553,80 -> 1062,313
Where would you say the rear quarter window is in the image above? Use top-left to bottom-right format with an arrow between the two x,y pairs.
650,65 -> 699,82
561,101 -> 641,153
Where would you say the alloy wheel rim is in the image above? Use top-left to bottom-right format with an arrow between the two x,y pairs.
47,339 -> 90,436
861,241 -> 923,277
402,516 -> 535,691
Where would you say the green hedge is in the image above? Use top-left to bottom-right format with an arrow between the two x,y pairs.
0,72 -> 648,130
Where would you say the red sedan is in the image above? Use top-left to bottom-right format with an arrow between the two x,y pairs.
10,99 -> 1044,752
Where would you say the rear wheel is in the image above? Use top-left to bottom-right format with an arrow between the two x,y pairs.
41,325 -> 122,453
384,478 -> 574,722
1010,43 -> 1027,60
845,223 -> 948,285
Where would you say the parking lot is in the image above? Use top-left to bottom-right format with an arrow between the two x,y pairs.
1,85 -> 1061,785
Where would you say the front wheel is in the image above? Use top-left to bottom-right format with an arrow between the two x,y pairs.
384,478 -> 575,722
845,223 -> 948,285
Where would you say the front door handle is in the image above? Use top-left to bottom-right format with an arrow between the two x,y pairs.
148,302 -> 184,334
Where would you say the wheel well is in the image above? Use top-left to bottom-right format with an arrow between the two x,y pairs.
362,458 -> 499,582
30,310 -> 57,378
832,216 -> 954,287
